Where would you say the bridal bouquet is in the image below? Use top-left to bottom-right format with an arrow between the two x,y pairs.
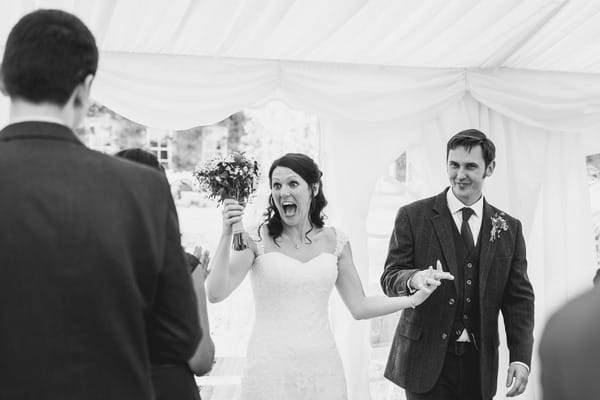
194,152 -> 260,250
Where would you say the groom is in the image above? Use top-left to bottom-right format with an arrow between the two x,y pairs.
0,9 -> 200,399
381,129 -> 534,400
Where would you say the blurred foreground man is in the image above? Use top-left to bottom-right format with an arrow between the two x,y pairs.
0,9 -> 200,399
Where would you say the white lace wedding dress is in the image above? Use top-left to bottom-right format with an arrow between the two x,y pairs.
240,229 -> 348,400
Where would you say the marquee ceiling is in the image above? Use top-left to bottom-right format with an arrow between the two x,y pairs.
1,0 -> 599,73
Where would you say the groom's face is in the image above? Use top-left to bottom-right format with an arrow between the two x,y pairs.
447,145 -> 495,206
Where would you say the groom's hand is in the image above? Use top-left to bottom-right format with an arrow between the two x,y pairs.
506,363 -> 529,397
409,260 -> 453,291
409,261 -> 454,306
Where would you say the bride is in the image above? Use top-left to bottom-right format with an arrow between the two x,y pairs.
206,153 -> 453,400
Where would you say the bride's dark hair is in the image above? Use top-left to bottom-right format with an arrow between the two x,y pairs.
259,153 -> 327,245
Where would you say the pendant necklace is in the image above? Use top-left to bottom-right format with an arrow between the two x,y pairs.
283,234 -> 303,249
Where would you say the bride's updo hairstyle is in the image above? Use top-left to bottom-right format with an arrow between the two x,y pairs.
260,153 -> 328,244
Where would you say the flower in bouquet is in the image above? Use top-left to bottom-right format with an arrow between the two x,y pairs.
194,152 -> 260,250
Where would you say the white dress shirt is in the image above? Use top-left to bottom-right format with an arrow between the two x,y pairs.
446,188 -> 484,247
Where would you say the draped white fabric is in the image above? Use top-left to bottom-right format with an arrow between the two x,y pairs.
2,1 -> 600,399
93,54 -> 280,129
65,57 -> 600,131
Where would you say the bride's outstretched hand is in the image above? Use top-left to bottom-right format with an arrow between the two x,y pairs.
410,260 -> 454,307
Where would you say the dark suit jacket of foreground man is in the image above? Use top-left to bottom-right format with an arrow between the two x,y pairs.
540,286 -> 600,400
381,189 -> 534,399
0,122 -> 201,400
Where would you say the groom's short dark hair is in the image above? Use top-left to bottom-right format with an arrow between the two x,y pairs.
447,129 -> 496,167
1,9 -> 98,106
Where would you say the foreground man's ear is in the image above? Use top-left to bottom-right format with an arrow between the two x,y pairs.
72,74 -> 94,108
0,66 -> 7,96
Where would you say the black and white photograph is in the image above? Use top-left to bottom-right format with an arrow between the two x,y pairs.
1,1 -> 599,400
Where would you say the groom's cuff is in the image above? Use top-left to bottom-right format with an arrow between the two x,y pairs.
510,361 -> 530,372
406,273 -> 418,295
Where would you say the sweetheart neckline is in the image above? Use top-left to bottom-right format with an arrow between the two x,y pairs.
256,251 -> 336,264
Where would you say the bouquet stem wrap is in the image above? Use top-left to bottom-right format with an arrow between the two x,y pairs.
231,220 -> 248,251
230,196 -> 249,251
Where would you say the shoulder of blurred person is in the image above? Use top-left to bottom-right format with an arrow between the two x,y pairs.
540,286 -> 600,400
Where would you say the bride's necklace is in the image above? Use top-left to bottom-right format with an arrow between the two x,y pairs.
281,233 -> 309,249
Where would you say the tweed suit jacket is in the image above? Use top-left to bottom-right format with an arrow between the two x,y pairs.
381,188 -> 534,399
0,122 -> 201,400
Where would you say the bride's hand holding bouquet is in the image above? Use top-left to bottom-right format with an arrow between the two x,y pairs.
219,198 -> 245,238
194,152 -> 260,250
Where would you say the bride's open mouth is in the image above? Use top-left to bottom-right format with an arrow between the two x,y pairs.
282,201 -> 297,217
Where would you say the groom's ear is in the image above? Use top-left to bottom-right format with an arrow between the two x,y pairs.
484,160 -> 496,178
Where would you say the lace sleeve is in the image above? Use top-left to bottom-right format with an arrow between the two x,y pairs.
333,227 -> 349,258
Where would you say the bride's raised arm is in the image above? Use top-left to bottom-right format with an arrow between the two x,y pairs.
335,241 -> 453,320
205,199 -> 256,303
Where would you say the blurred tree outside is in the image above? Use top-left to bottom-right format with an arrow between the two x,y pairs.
242,102 -> 320,169
394,152 -> 407,183
78,101 -> 320,178
172,126 -> 203,171
81,102 -> 253,174
587,154 -> 600,181
221,112 -> 248,154
587,154 -> 600,266
79,101 -> 146,150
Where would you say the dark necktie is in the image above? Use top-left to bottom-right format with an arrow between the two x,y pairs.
461,207 -> 475,251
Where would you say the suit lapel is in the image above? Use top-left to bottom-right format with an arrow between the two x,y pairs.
431,190 -> 459,293
479,200 -> 497,296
